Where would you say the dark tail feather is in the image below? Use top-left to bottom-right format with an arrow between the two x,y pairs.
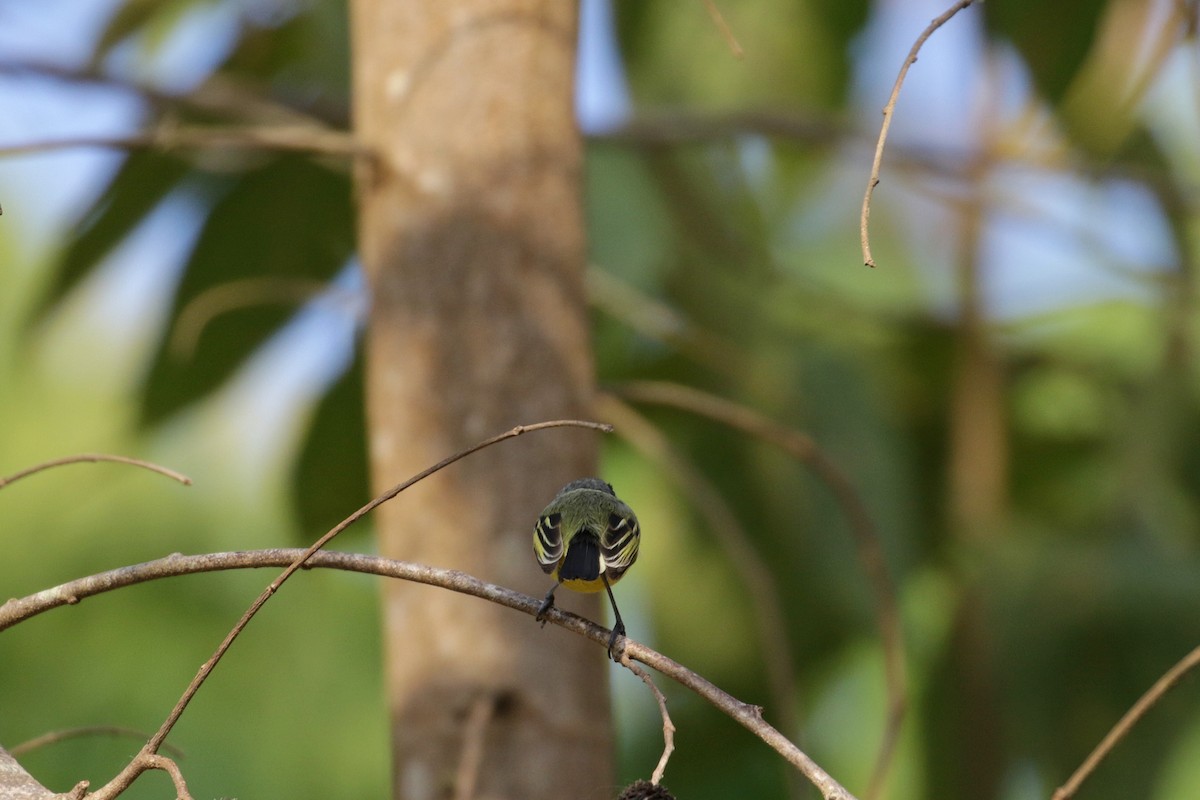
559,534 -> 601,582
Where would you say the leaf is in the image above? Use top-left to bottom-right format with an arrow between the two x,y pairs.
983,0 -> 1108,104
140,154 -> 355,422
614,0 -> 860,110
223,0 -> 351,107
292,350 -> 369,539
90,0 -> 165,62
42,150 -> 193,316
91,0 -> 217,65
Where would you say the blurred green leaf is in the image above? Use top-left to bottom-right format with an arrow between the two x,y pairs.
292,351 -> 368,538
41,150 -> 193,315
224,0 -> 351,105
141,154 -> 353,422
984,0 -> 1107,104
615,0 -> 858,110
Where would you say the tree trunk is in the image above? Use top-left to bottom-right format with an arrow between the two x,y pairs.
350,2 -> 613,799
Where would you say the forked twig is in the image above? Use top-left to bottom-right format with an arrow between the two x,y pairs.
860,0 -> 978,268
620,654 -> 676,786
1053,644 -> 1200,800
0,454 -> 192,490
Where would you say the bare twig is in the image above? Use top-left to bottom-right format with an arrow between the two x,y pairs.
141,755 -> 192,800
0,547 -> 856,800
611,380 -> 906,799
619,654 -> 676,786
453,693 -> 497,800
10,727 -> 183,759
860,0 -> 978,268
0,125 -> 365,160
701,0 -> 744,59
1053,644 -> 1200,800
80,419 -> 611,800
0,454 -> 191,490
0,59 -> 349,129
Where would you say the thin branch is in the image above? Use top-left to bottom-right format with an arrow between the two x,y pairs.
620,654 -> 676,786
0,547 -> 856,800
596,109 -> 1200,210
1052,644 -> 1200,800
140,755 -> 192,800
595,395 -> 804,789
0,454 -> 192,490
0,125 -> 366,161
701,0 -> 744,59
168,277 -> 348,359
860,0 -> 978,268
0,550 -> 547,632
10,728 -> 184,759
0,59 -> 349,129
612,380 -> 906,800
81,419 -> 611,800
623,638 -> 856,800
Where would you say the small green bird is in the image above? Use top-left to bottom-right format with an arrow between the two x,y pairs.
534,478 -> 640,657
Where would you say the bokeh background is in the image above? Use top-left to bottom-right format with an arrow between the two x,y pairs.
3,0 -> 1200,798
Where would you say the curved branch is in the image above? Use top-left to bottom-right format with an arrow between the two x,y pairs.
860,0 -> 978,267
168,277 -> 350,359
0,546 -> 856,800
80,419 -> 611,800
9,728 -> 184,760
620,654 -> 676,786
612,380 -> 905,800
0,454 -> 192,490
0,549 -> 541,632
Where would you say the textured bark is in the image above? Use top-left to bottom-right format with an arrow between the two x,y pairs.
349,2 -> 612,799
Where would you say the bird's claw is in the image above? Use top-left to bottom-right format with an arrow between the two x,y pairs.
606,622 -> 627,661
535,597 -> 555,628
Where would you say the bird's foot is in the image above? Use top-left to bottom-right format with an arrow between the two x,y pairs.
535,595 -> 555,628
606,621 -> 627,661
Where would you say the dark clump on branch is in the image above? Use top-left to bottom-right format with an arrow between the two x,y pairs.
617,779 -> 676,799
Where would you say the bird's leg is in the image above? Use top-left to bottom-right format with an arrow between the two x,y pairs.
536,582 -> 560,627
602,573 -> 626,660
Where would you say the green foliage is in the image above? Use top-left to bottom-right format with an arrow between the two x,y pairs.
293,349 -> 370,537
8,1 -> 1200,799
983,0 -> 1108,104
45,150 -> 193,313
139,155 -> 354,421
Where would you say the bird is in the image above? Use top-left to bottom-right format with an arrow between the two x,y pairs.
533,477 -> 640,658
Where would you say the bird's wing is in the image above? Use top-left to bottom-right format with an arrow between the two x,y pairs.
601,511 -> 639,575
533,511 -> 564,573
